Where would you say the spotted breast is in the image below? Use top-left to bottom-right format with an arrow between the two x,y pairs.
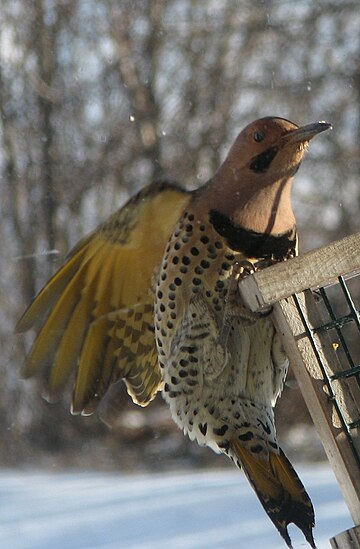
154,206 -> 284,457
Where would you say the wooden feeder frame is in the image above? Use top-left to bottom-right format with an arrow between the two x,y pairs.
238,232 -> 360,549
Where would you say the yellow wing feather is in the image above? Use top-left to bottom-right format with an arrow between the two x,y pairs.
17,182 -> 190,413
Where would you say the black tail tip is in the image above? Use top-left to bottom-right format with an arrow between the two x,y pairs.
280,524 -> 316,549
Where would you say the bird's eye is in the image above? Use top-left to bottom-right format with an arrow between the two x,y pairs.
253,131 -> 264,142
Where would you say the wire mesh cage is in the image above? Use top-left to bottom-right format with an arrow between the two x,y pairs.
238,232 -> 360,548
295,276 -> 360,464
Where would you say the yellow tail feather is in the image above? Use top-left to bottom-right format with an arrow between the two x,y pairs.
232,440 -> 315,549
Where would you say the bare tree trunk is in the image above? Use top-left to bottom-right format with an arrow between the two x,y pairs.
109,0 -> 165,181
0,65 -> 37,304
34,0 -> 58,274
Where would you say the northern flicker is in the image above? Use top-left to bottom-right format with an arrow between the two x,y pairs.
17,117 -> 331,548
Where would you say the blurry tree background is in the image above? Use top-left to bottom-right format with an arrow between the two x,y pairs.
0,0 -> 359,470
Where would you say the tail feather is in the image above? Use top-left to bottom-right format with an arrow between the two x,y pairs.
231,440 -> 315,548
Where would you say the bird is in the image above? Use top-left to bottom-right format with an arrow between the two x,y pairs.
17,116 -> 331,548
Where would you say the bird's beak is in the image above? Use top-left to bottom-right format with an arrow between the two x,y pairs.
283,121 -> 332,145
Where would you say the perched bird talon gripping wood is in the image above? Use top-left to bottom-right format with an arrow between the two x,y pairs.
17,117 -> 331,548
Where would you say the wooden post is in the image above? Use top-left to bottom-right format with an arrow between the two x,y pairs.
272,294 -> 360,524
238,231 -> 360,312
331,526 -> 360,549
238,231 -> 360,541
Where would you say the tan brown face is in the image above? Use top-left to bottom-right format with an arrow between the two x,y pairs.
227,117 -> 330,180
227,117 -> 298,172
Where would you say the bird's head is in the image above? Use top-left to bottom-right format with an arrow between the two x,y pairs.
225,117 -> 331,181
203,116 -> 331,235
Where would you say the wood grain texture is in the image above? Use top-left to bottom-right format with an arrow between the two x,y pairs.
330,525 -> 360,549
238,231 -> 360,311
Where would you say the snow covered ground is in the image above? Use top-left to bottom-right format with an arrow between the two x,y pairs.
0,464 -> 353,549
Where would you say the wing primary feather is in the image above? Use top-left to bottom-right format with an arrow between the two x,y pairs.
45,273 -> 100,402
67,251 -> 117,413
16,236 -> 94,333
22,267 -> 88,380
80,321 -> 120,416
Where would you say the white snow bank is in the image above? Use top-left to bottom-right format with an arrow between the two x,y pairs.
0,464 -> 353,549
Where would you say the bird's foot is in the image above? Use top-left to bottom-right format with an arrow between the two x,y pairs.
226,259 -> 273,323
218,260 -> 273,347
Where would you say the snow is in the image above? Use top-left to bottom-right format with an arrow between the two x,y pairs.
0,464 -> 353,549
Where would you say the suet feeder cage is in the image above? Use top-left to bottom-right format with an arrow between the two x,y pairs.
238,232 -> 360,549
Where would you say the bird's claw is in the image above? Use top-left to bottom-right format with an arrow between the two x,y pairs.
218,261 -> 273,348
233,259 -> 256,279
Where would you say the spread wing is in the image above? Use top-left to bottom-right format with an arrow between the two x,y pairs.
17,182 -> 190,414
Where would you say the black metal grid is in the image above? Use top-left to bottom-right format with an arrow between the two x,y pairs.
292,274 -> 360,468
